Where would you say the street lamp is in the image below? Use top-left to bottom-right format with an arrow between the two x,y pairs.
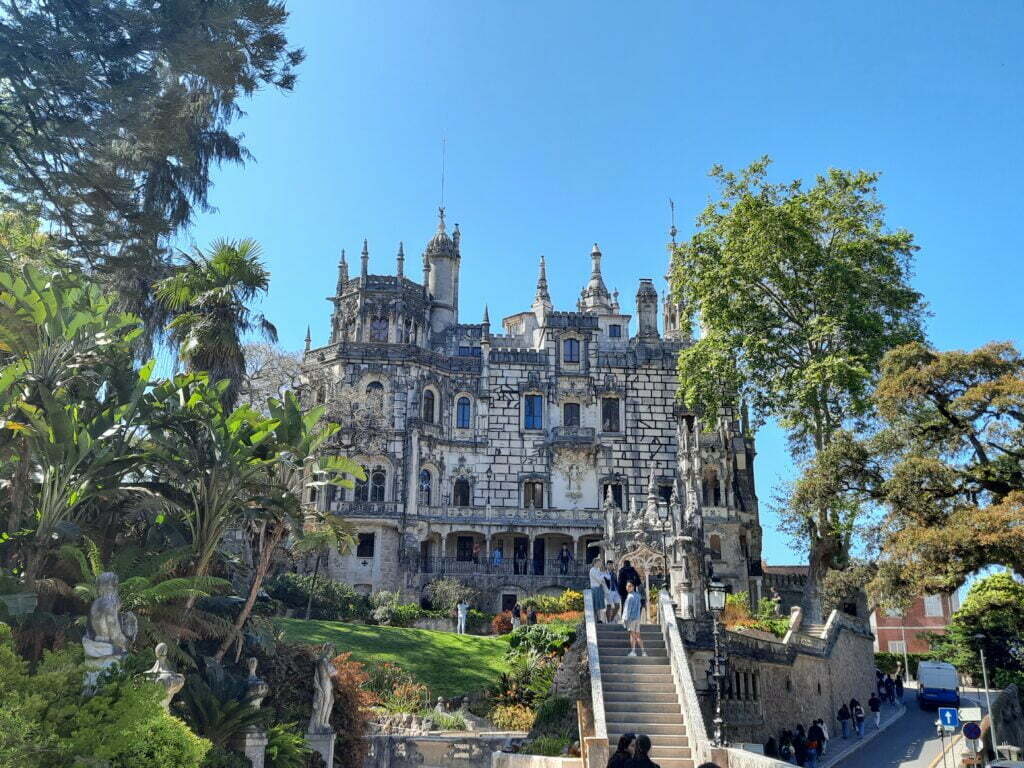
485,466 -> 493,506
973,633 -> 999,762
656,501 -> 672,592
706,578 -> 728,747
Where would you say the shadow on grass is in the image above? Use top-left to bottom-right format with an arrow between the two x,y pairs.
277,619 -> 511,698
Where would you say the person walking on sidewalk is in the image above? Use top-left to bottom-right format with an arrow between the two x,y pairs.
884,674 -> 896,705
895,672 -> 904,700
622,581 -> 646,657
837,703 -> 851,739
814,719 -> 829,754
853,699 -> 866,738
806,720 -> 826,768
869,692 -> 882,727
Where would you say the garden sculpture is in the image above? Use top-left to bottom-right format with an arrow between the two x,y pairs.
308,642 -> 336,733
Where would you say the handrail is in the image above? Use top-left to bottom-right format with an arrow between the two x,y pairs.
583,588 -> 607,742
658,591 -> 711,766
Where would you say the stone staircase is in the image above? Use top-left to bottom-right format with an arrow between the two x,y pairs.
597,623 -> 693,768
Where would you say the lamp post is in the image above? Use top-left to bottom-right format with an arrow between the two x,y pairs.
974,633 -> 999,763
706,577 -> 728,747
656,501 -> 672,592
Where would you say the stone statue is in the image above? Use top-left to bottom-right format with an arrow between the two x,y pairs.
308,643 -> 336,733
145,643 -> 185,710
82,572 -> 137,690
245,657 -> 270,710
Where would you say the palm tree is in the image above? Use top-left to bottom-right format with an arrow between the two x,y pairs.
156,238 -> 276,409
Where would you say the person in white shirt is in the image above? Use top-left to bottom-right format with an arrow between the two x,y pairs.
588,558 -> 607,623
456,600 -> 470,634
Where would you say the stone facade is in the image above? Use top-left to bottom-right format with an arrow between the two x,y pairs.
302,210 -> 764,611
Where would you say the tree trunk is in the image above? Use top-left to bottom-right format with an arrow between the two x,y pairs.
801,528 -> 842,626
212,523 -> 286,663
304,553 -> 321,621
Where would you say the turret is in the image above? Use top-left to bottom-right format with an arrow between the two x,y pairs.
580,243 -> 613,313
532,255 -> 553,320
396,242 -> 404,278
336,250 -> 348,294
424,207 -> 459,335
636,278 -> 660,339
360,239 -> 369,279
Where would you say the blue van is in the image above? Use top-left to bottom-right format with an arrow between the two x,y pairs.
916,661 -> 960,709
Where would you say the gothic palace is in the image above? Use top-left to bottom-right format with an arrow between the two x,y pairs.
301,209 -> 765,613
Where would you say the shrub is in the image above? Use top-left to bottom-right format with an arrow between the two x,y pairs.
521,735 -> 572,756
422,709 -> 468,730
874,652 -> 934,678
389,603 -> 426,627
536,611 -> 583,625
507,624 -> 576,657
532,696 -> 575,738
381,681 -> 430,714
425,578 -> 480,613
267,573 -> 370,621
559,590 -> 584,612
490,703 -> 536,731
365,662 -> 417,703
492,611 -> 513,635
523,590 -> 583,614
467,608 -> 492,634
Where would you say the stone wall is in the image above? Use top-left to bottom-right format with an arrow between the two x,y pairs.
364,734 -> 527,768
682,612 -> 877,744
987,685 -> 1024,759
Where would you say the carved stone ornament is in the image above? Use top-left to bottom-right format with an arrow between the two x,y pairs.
145,642 -> 186,711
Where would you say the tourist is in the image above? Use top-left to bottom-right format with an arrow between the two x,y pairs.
868,692 -> 881,727
778,729 -> 794,762
884,673 -> 896,705
793,723 -> 807,766
770,587 -> 783,616
472,542 -> 481,565
895,672 -> 904,700
558,544 -> 573,575
814,718 -> 829,754
606,732 -> 635,768
527,606 -> 538,625
617,559 -> 641,603
622,581 -> 646,656
625,734 -> 659,768
806,720 -> 826,768
605,560 -> 621,622
764,735 -> 779,758
836,703 -> 851,739
491,547 -> 503,570
852,699 -> 866,738
589,558 -> 607,622
456,599 -> 470,635
511,602 -> 522,629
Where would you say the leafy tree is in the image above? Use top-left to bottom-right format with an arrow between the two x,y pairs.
156,239 -> 277,409
670,158 -> 924,619
0,0 -> 302,343
796,342 -> 1024,599
212,391 -> 360,661
291,520 -> 356,621
0,265 -> 152,583
238,343 -> 302,413
930,572 -> 1024,680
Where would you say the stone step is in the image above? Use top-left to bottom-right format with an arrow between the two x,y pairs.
597,625 -> 662,634
605,712 -> 685,725
605,701 -> 682,715
606,721 -> 687,736
608,734 -> 690,749
598,637 -> 667,646
604,690 -> 678,703
602,670 -> 674,681
654,758 -> 694,768
600,649 -> 668,659
604,685 -> 676,698
600,656 -> 672,667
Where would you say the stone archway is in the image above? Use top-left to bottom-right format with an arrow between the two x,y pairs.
615,543 -> 669,619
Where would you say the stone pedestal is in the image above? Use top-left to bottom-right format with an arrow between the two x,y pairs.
306,729 -> 335,766
234,727 -> 268,768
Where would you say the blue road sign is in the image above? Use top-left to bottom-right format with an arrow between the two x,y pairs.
939,708 -> 960,728
963,722 -> 982,740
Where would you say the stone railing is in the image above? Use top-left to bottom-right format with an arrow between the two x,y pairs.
582,588 -> 608,768
658,592 -> 712,766
550,426 -> 596,444
419,557 -> 589,580
326,501 -> 401,519
417,506 -> 604,528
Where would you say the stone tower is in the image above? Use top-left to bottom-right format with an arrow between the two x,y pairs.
425,208 -> 460,335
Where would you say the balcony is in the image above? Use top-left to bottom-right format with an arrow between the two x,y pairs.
326,501 -> 401,519
418,505 -> 603,528
418,556 -> 589,581
549,426 -> 596,445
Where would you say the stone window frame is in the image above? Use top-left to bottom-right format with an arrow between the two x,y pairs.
356,532 -> 376,558
608,323 -> 622,338
600,477 -> 626,509
418,461 -> 441,507
708,533 -> 723,560
562,400 -> 582,428
453,391 -> 474,431
520,473 -> 548,509
521,392 -> 545,432
562,336 -> 581,365
600,395 -> 623,434
353,457 -> 393,503
452,477 -> 472,507
421,385 -> 441,424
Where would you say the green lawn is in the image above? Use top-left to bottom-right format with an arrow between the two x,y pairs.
277,618 -> 510,698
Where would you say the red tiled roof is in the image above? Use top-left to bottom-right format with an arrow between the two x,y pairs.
761,561 -> 809,576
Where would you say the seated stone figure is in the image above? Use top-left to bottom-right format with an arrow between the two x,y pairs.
82,572 -> 137,690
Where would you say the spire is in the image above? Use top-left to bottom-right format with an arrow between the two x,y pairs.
612,288 -> 620,313
533,255 -> 552,311
580,242 -> 612,313
304,325 -> 311,352
482,304 -> 490,325
336,249 -> 348,293
669,197 -> 678,248
647,466 -> 658,498
360,239 -> 369,278
396,242 -> 404,278
453,223 -> 461,256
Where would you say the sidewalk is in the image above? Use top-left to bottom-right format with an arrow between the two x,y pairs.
818,702 -> 907,768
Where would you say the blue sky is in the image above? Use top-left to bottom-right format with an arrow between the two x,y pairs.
185,1 -> 1024,566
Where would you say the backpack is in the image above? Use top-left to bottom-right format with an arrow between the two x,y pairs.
854,704 -> 865,721
779,744 -> 792,759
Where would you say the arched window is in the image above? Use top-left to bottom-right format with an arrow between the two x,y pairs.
524,481 -> 544,509
709,534 -> 722,560
703,468 -> 721,507
563,402 -> 581,427
370,317 -> 388,342
355,476 -> 369,502
456,396 -> 471,429
419,469 -> 432,506
370,469 -> 386,502
422,390 -> 435,423
366,381 -> 384,409
453,478 -> 471,507
563,338 -> 580,363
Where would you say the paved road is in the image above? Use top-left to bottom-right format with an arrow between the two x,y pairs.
834,689 -> 985,768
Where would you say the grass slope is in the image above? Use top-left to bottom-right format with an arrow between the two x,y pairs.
277,618 -> 510,698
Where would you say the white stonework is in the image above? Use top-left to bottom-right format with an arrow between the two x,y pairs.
301,211 -> 764,611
